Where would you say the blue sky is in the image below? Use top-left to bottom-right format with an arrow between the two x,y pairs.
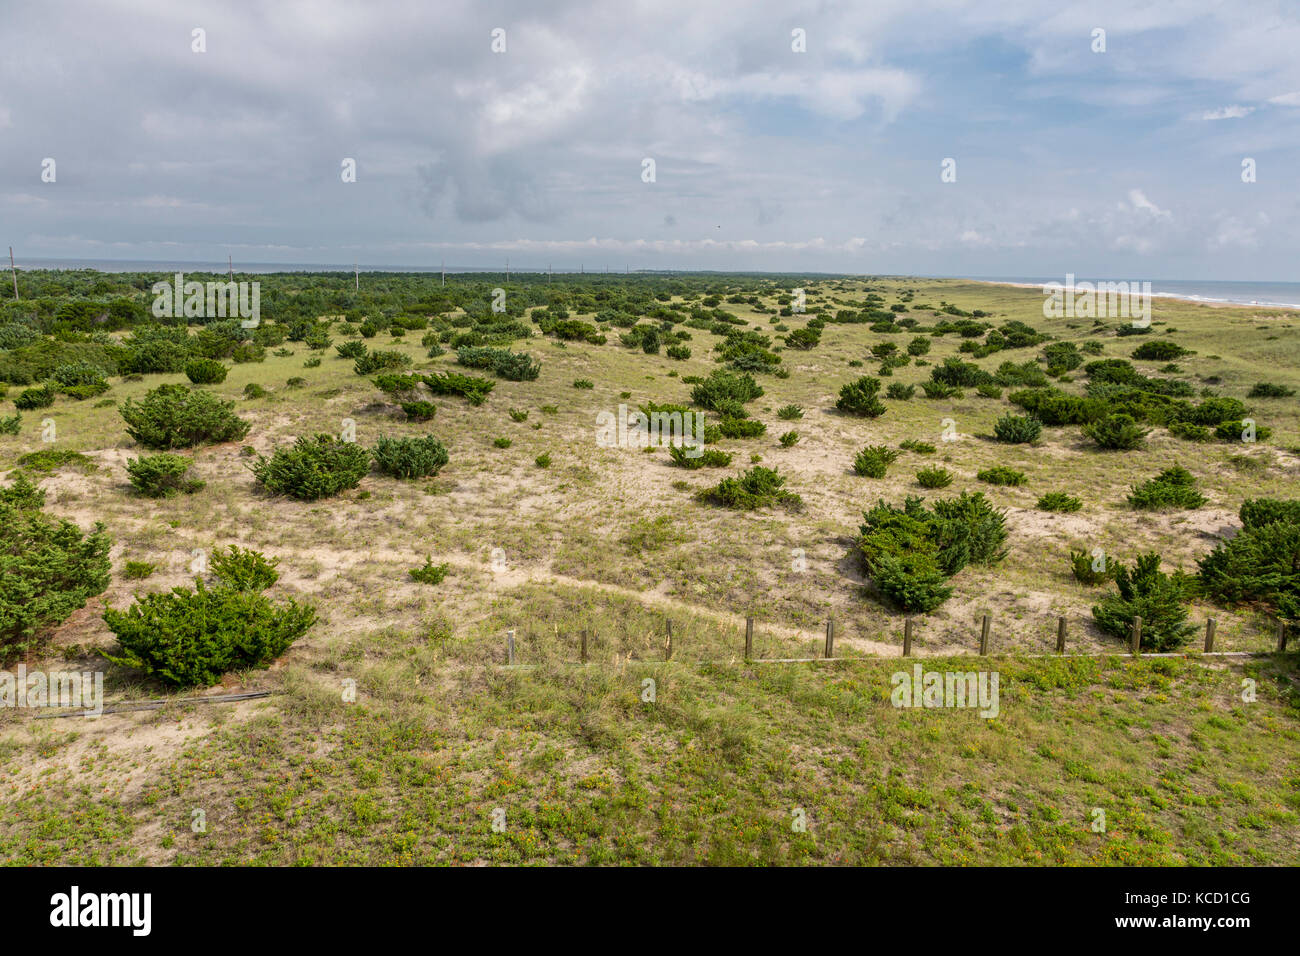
2,0 -> 1298,278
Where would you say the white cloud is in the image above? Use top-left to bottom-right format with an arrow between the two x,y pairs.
1199,105 -> 1254,120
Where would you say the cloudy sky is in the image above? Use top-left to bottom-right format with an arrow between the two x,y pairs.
3,0 -> 1299,278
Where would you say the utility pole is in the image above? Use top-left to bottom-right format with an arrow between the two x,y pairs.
8,247 -> 18,301
228,254 -> 233,281
354,262 -> 359,293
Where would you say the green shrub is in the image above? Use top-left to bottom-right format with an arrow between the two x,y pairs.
422,371 -> 494,406
210,546 -> 280,591
1168,421 -> 1211,442
508,408 -> 529,422
573,378 -> 594,389
402,400 -> 438,422
669,445 -> 732,469
1248,382 -> 1296,399
336,340 -> 368,360
916,466 -> 954,489
920,381 -> 960,399
243,383 -> 268,400
1198,503 -> 1300,621
303,356 -> 322,368
123,561 -> 156,580
1132,340 -> 1191,361
1128,466 -> 1205,510
993,413 -> 1042,444
0,413 -> 19,435
716,417 -> 765,439
906,336 -> 931,356
373,435 -> 449,479
18,448 -> 95,474
1239,498 -> 1300,530
977,466 -> 1026,486
535,452 -> 552,468
931,357 -> 992,389
1092,553 -> 1194,652
119,384 -> 250,449
410,558 -> 449,585
836,375 -> 886,417
692,370 -> 763,411
1082,413 -> 1148,450
778,430 -> 799,447
1070,549 -> 1114,585
666,345 -> 692,360
976,382 -> 1003,399
184,358 -> 228,385
251,434 -> 371,499
698,466 -> 802,511
853,445 -> 900,478
456,346 -> 541,381
1215,419 -> 1272,443
0,481 -> 111,660
1037,492 -> 1082,512
126,453 -> 204,498
354,349 -> 412,375
899,439 -> 936,454
886,383 -> 915,401
856,492 -> 1006,612
776,404 -> 803,420
104,578 -> 316,687
493,436 -> 512,448
14,385 -> 55,410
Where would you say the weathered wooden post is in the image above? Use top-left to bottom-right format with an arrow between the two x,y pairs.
507,628 -> 516,665
581,630 -> 589,663
1204,618 -> 1216,653
1277,621 -> 1289,653
1056,617 -> 1067,654
824,619 -> 835,659
744,616 -> 754,660
979,614 -> 991,656
665,621 -> 674,661
1131,616 -> 1142,657
903,619 -> 913,657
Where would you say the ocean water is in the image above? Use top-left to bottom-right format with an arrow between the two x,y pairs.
967,276 -> 1300,310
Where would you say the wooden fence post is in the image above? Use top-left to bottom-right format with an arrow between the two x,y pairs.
979,614 -> 991,656
824,619 -> 835,659
581,630 -> 589,663
506,628 -> 516,665
666,621 -> 674,661
1131,616 -> 1142,657
1277,621 -> 1289,653
1056,617 -> 1067,654
744,616 -> 754,660
903,619 -> 913,657
1204,618 -> 1216,653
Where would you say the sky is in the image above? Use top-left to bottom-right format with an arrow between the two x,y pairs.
2,0 -> 1299,279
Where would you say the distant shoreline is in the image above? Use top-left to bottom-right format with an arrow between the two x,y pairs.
966,278 -> 1300,312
